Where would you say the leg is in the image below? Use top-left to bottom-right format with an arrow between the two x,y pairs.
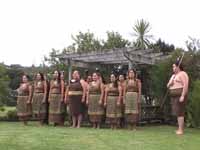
176,116 -> 184,135
77,114 -> 82,128
97,123 -> 100,129
92,123 -> 96,128
71,116 -> 76,128
23,121 -> 28,125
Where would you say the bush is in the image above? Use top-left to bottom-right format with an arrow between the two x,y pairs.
186,80 -> 200,128
0,106 -> 5,112
6,109 -> 18,121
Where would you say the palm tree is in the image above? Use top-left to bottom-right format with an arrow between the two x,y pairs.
132,19 -> 153,49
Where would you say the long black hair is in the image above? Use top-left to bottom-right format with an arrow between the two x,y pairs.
35,72 -> 44,81
127,69 -> 137,80
175,61 -> 184,71
22,74 -> 30,82
110,73 -> 118,88
53,70 -> 61,82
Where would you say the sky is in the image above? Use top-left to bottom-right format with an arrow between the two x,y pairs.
0,0 -> 200,66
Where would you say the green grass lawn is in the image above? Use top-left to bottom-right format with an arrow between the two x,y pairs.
0,122 -> 200,150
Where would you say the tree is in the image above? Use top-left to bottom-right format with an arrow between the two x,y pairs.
103,31 -> 130,49
0,64 -> 10,106
132,19 -> 153,49
71,31 -> 102,53
186,36 -> 200,53
150,38 -> 175,54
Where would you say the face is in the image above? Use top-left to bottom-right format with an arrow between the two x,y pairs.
22,75 -> 28,83
53,71 -> 59,79
87,75 -> 92,82
61,73 -> 64,80
128,70 -> 135,79
110,74 -> 116,83
119,75 -> 124,81
92,73 -> 98,81
36,73 -> 41,81
72,70 -> 80,80
172,64 -> 177,73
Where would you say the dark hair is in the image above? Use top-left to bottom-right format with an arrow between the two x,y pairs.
128,69 -> 136,80
35,72 -> 44,81
72,70 -> 81,80
53,70 -> 61,82
175,61 -> 184,71
118,73 -> 126,80
22,74 -> 30,82
110,73 -> 118,88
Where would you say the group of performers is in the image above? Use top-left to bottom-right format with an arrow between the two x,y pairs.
16,58 -> 189,134
16,69 -> 141,130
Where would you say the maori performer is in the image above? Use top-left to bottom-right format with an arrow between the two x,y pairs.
104,73 -> 122,129
48,70 -> 65,126
16,74 -> 33,125
86,72 -> 104,128
167,56 -> 189,135
65,70 -> 86,128
124,69 -> 141,130
118,73 -> 126,128
32,72 -> 48,125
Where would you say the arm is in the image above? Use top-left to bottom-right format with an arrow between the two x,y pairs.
123,82 -> 127,104
99,83 -> 105,105
80,80 -> 86,103
43,81 -> 47,103
28,84 -> 33,104
117,85 -> 122,106
167,74 -> 175,88
180,73 -> 189,98
104,85 -> 108,107
61,80 -> 65,102
86,84 -> 89,105
48,81 -> 52,103
64,85 -> 69,104
137,79 -> 142,103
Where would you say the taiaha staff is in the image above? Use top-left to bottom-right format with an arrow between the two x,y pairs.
160,52 -> 185,109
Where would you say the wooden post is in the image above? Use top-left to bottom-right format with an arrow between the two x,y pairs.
128,61 -> 133,70
68,59 -> 72,84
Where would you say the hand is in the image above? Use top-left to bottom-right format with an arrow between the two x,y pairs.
117,101 -> 120,106
60,99 -> 64,103
86,100 -> 89,105
104,102 -> 107,107
179,96 -> 184,102
27,101 -> 31,104
64,98 -> 68,104
81,98 -> 85,103
42,98 -> 46,103
98,100 -> 102,105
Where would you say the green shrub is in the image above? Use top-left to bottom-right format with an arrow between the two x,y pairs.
186,80 -> 200,128
6,109 -> 18,120
0,106 -> 5,112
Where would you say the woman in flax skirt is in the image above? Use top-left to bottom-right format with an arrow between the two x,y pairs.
86,72 -> 105,129
48,70 -> 65,126
32,72 -> 48,125
124,69 -> 141,130
16,74 -> 33,125
65,70 -> 86,128
104,73 -> 122,129
118,73 -> 126,128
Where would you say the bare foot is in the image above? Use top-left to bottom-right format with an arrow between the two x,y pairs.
176,130 -> 184,135
70,125 -> 76,128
